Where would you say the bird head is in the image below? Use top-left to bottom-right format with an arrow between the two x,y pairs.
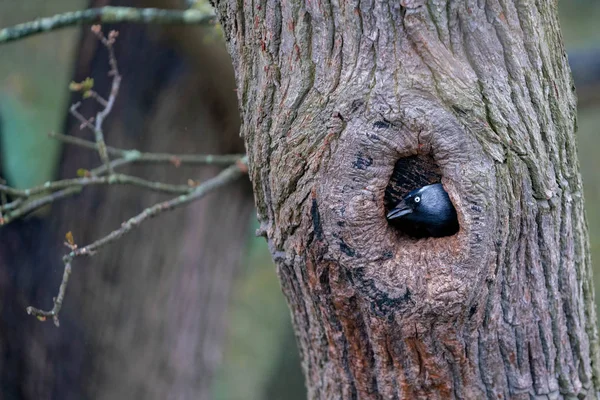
386,183 -> 458,237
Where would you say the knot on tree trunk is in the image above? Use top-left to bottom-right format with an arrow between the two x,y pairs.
315,93 -> 495,320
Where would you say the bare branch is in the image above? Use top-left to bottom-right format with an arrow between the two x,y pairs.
0,24 -> 244,223
87,91 -> 108,107
49,132 -> 245,166
0,7 -> 216,44
1,197 -> 23,212
1,157 -> 147,223
27,262 -> 72,327
0,174 -> 195,198
69,102 -> 96,131
26,156 -> 248,327
89,26 -> 121,174
2,19 -> 249,329
3,188 -> 82,224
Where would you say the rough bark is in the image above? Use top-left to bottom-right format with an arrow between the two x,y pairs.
0,0 -> 252,398
213,0 -> 600,398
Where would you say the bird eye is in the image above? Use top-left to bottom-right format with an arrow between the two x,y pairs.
414,196 -> 420,203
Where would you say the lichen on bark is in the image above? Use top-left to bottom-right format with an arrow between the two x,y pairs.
213,0 -> 600,398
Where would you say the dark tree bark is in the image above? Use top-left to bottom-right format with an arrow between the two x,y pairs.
0,0 -> 252,398
213,0 -> 600,398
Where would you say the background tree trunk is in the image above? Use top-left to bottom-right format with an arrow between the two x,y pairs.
0,0 -> 253,398
213,0 -> 600,398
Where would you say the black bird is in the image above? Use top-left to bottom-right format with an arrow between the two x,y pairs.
386,183 -> 459,238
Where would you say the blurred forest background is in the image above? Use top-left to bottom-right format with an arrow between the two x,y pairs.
0,1 -> 599,399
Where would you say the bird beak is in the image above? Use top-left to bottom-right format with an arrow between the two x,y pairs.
386,200 -> 412,220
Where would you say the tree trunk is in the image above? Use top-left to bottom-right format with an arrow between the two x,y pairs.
213,0 -> 600,398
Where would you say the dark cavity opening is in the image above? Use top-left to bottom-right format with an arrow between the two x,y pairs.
384,155 -> 442,210
384,155 -> 459,238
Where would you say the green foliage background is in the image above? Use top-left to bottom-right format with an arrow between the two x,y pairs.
0,1 -> 84,189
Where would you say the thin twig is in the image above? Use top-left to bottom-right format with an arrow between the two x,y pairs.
0,174 -> 195,198
49,132 -> 244,166
0,7 -> 216,44
89,157 -> 138,176
0,151 -> 245,222
1,197 -> 23,212
3,188 -> 82,224
87,91 -> 108,107
26,156 -> 248,327
90,26 -> 120,175
26,262 -> 72,327
1,158 -> 140,222
69,102 -> 96,131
